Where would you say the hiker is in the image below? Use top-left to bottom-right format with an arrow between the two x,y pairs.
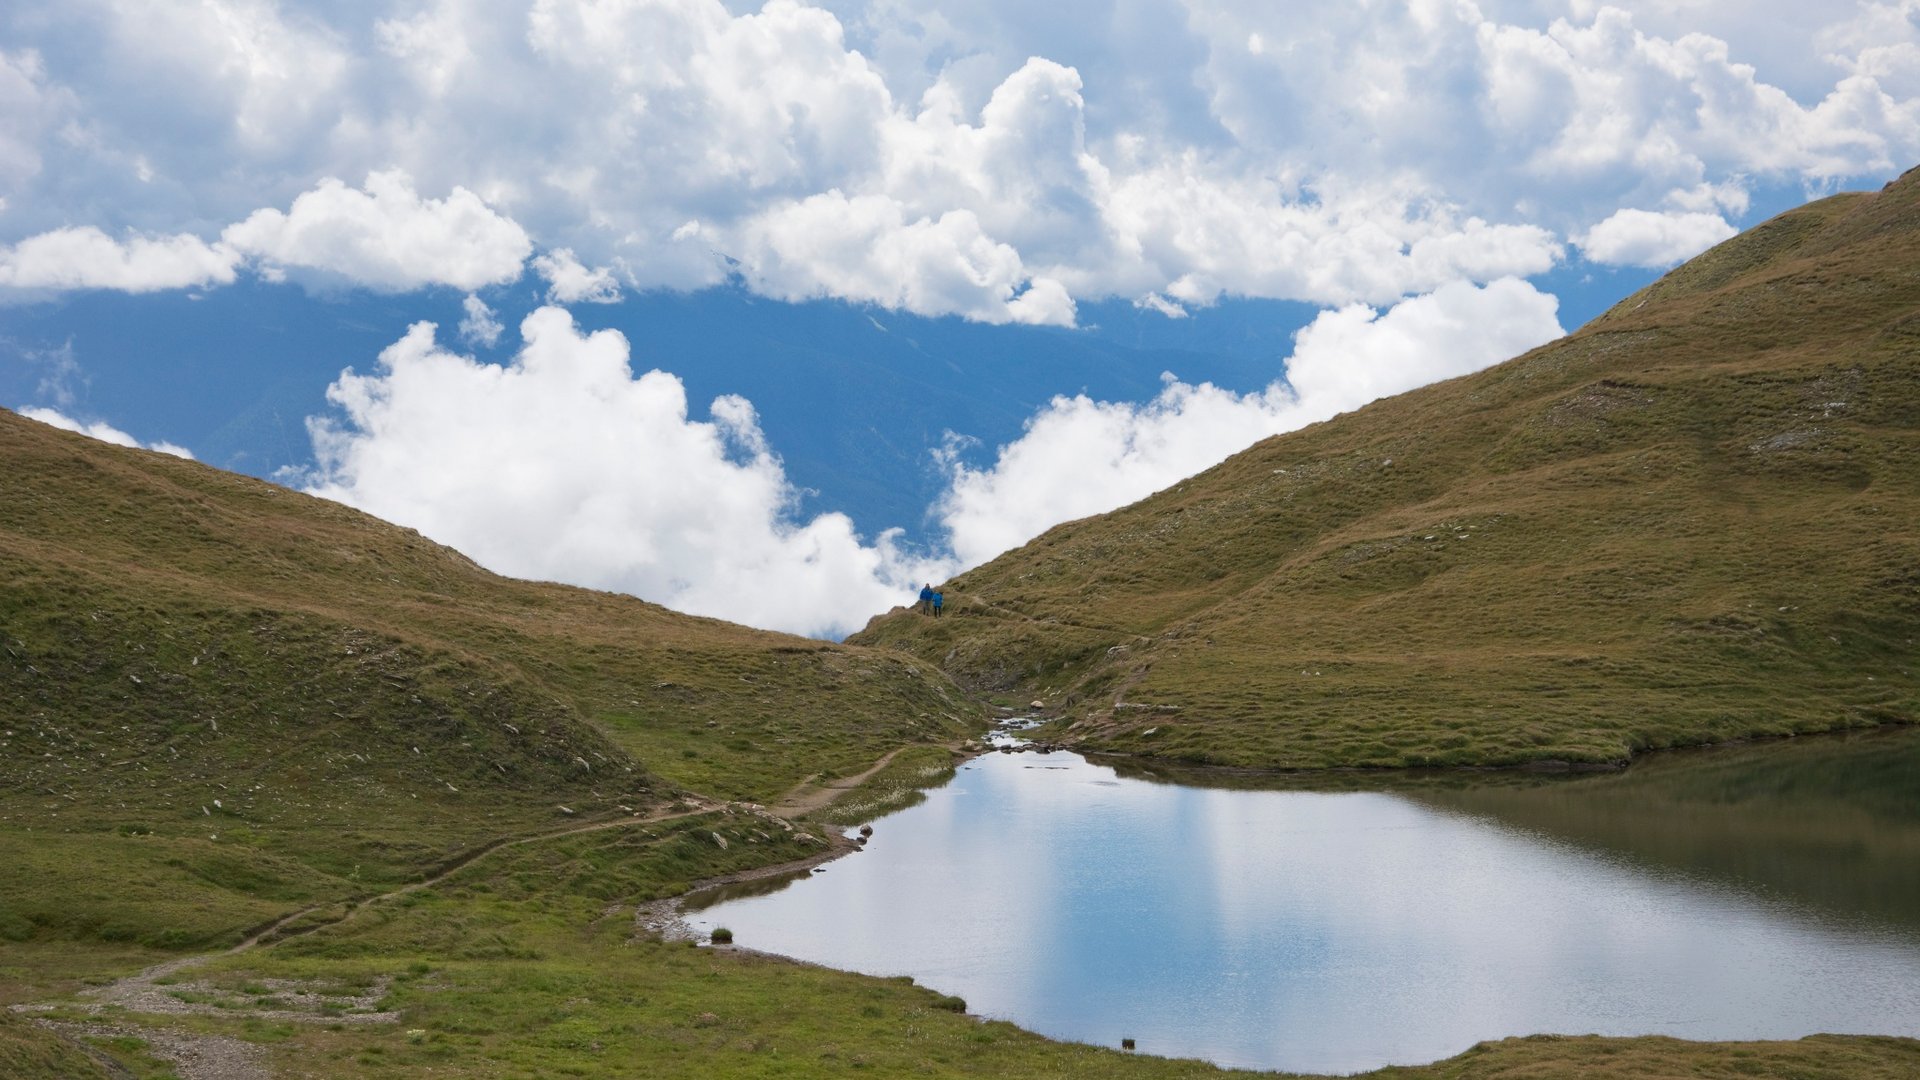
918,583 -> 934,614
932,591 -> 944,618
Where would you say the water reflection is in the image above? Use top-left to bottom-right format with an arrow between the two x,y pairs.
1107,727 -> 1920,932
681,867 -> 816,912
1417,729 -> 1920,932
682,732 -> 1920,1075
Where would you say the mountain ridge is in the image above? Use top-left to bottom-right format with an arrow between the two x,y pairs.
851,174 -> 1920,769
1,408 -> 977,954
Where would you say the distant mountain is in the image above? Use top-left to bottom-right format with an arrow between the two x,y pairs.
0,411 -> 974,948
851,170 -> 1920,769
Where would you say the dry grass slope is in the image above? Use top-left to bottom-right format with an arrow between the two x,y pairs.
854,171 -> 1920,769
0,411 -> 979,957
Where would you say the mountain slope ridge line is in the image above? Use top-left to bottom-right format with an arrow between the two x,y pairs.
853,170 -> 1920,771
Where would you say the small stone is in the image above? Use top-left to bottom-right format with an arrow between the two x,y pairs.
1029,700 -> 1044,710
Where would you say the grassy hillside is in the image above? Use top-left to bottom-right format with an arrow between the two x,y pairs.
7,189 -> 1920,1079
853,172 -> 1920,769
0,408 -> 978,960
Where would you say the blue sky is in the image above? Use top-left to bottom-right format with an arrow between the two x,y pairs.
3,1 -> 1917,636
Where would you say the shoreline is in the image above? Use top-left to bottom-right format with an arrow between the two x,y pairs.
1058,716 -> 1919,789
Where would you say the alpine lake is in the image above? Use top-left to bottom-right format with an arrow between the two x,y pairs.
683,725 -> 1920,1075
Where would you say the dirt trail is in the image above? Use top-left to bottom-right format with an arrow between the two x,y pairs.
765,746 -> 915,817
17,742 -> 951,1079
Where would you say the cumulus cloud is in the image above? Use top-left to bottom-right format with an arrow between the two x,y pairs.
738,192 -> 1076,324
302,307 -> 948,638
78,0 -> 349,155
19,405 -> 194,458
0,227 -> 239,292
0,169 -> 535,296
222,170 -> 532,291
936,278 -> 1565,565
1576,208 -> 1740,267
299,279 -> 1558,634
12,2 -> 1914,315
531,248 -> 621,304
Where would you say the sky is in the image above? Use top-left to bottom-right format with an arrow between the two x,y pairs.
3,0 -> 1919,637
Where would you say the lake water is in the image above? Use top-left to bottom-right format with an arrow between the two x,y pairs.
682,729 -> 1920,1075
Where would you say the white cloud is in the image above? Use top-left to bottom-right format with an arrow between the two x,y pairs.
0,49 -> 68,196
0,169 -> 534,295
457,293 -> 503,347
302,307 -> 949,638
1134,292 -> 1189,318
297,280 -> 1559,634
0,226 -> 239,292
1102,167 -> 1566,307
935,278 -> 1565,565
1576,207 -> 1739,267
222,170 -> 532,291
531,248 -> 621,304
1282,278 -> 1564,416
737,191 -> 1075,325
1189,3 -> 1920,205
12,2 -> 1914,316
19,405 -> 194,458
80,0 -> 350,154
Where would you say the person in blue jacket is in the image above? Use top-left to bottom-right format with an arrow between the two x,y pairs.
932,591 -> 944,618
918,583 -> 934,614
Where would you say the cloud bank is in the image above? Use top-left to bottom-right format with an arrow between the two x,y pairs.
2,2 -> 1916,316
222,170 -> 532,291
0,171 -> 532,294
303,282 -> 1562,636
303,307 -> 948,638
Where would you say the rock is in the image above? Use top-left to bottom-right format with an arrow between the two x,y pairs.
711,832 -> 729,849
858,824 -> 873,837
1029,700 -> 1045,710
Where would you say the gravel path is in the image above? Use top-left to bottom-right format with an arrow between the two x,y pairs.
38,1020 -> 268,1080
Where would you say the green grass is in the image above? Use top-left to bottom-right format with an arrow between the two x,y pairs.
0,1011 -> 116,1080
804,743 -> 964,826
1,405 -> 984,959
853,173 -> 1920,771
15,806 -> 1911,1079
7,180 -> 1920,1077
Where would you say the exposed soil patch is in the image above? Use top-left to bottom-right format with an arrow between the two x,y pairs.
38,1019 -> 268,1080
